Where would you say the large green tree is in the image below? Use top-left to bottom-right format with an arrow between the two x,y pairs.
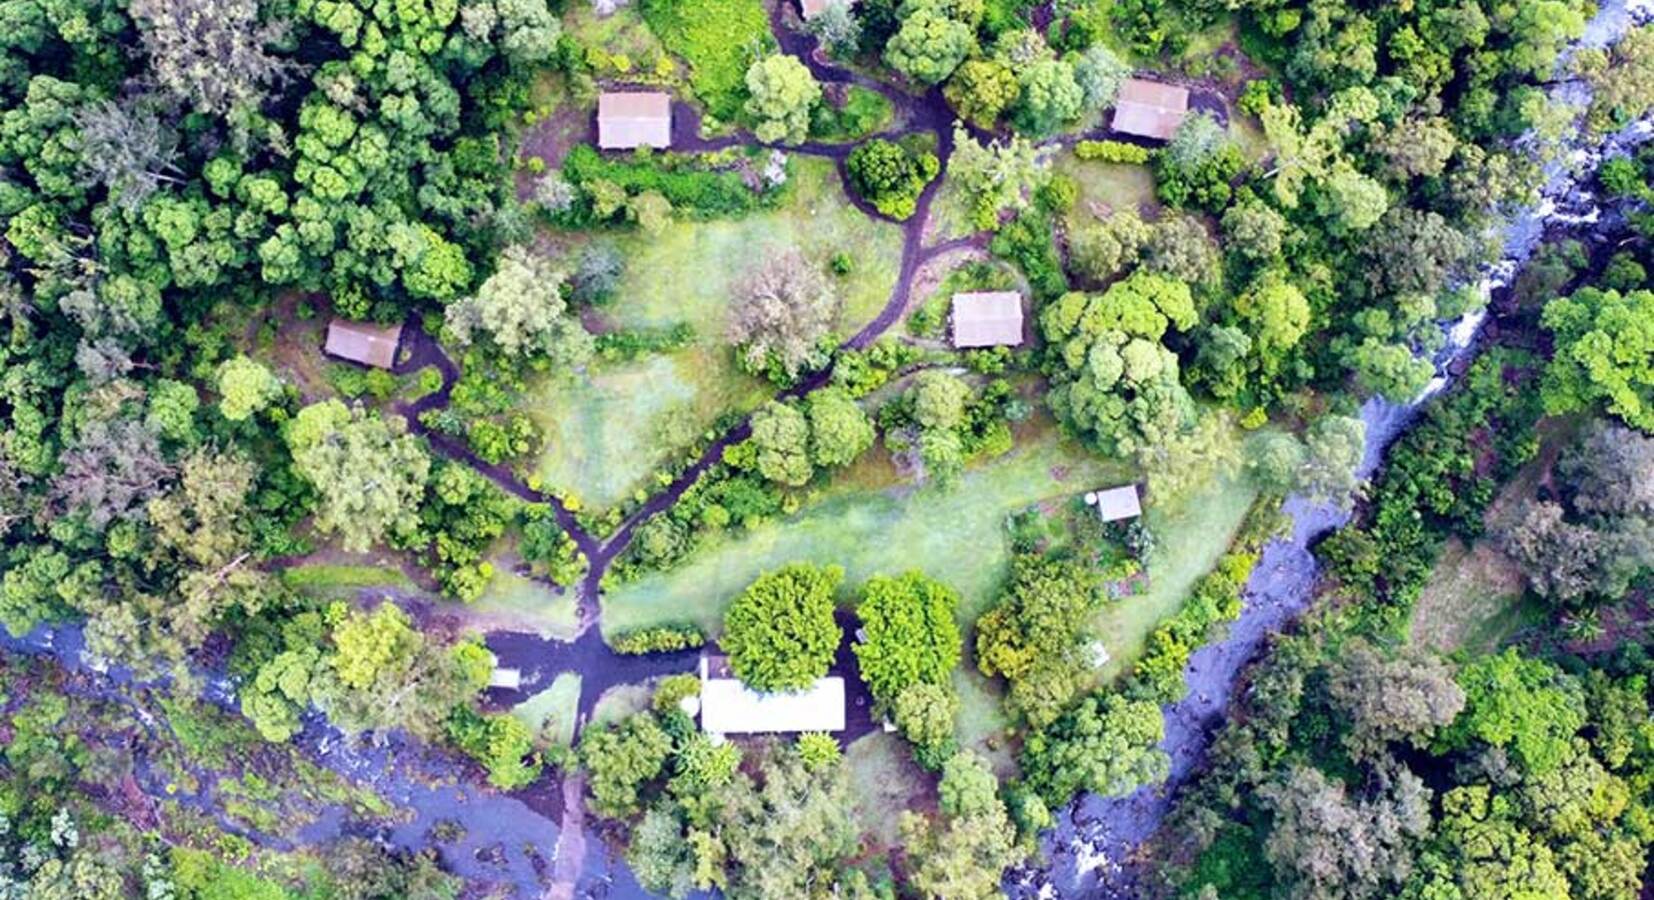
722,563 -> 844,691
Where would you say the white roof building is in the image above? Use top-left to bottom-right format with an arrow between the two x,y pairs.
598,92 -> 673,150
1111,78 -> 1191,142
1086,485 -> 1143,522
951,291 -> 1024,348
800,0 -> 852,18
698,655 -> 846,735
489,667 -> 522,690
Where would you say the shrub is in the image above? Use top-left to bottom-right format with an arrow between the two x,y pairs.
1075,140 -> 1153,165
611,624 -> 706,655
846,139 -> 939,220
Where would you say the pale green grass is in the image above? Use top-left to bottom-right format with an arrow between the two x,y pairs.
529,158 -> 903,509
470,570 -> 583,640
952,668 -> 1015,777
1057,153 -> 1160,231
280,564 -> 412,597
1092,475 -> 1259,680
601,428 -> 1124,639
1409,538 -> 1539,655
513,673 -> 584,747
590,683 -> 654,729
606,158 -> 903,334
844,732 -> 931,848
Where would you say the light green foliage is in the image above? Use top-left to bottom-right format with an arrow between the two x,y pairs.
974,554 -> 1102,727
449,708 -> 542,789
853,571 -> 963,706
721,563 -> 844,691
893,681 -> 959,763
287,400 -> 430,551
884,1 -> 977,85
1233,271 -> 1311,361
1068,208 -> 1153,284
796,732 -> 842,771
749,401 -> 814,486
639,0 -> 773,121
1020,692 -> 1169,806
804,387 -> 874,469
1072,44 -> 1130,110
1444,650 -> 1587,775
1040,273 -> 1199,457
1013,59 -> 1083,136
909,370 -> 970,432
446,245 -> 593,363
215,355 -> 281,422
945,59 -> 1020,129
1541,287 -> 1654,430
949,125 -> 1050,230
580,712 -> 675,818
744,55 -> 821,145
1314,163 -> 1391,234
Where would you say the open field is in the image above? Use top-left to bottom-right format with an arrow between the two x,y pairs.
600,424 -> 1126,638
1409,538 -> 1539,655
1057,153 -> 1160,230
845,732 -> 934,848
512,673 -> 583,747
280,563 -> 413,598
952,667 -> 1015,775
529,158 -> 904,509
468,570 -> 583,640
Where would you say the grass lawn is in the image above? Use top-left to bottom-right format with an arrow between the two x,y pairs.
844,732 -> 933,849
1409,538 -> 1540,655
952,667 -> 1015,776
637,0 -> 772,122
562,1 -> 677,86
1057,152 -> 1160,230
1091,474 -> 1259,680
590,683 -> 655,728
601,423 -> 1126,638
468,570 -> 583,640
513,673 -> 583,747
280,564 -> 413,597
529,158 -> 903,509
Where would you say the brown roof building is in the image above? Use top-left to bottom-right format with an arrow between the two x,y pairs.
1111,78 -> 1191,142
598,92 -> 673,150
324,319 -> 403,370
951,291 -> 1024,349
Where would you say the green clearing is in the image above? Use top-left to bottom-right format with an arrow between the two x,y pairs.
590,683 -> 655,728
638,0 -> 772,122
279,564 -> 412,597
563,1 -> 677,85
530,158 -> 903,509
952,667 -> 1015,776
844,731 -> 932,848
1057,153 -> 1160,229
513,673 -> 584,747
601,425 -> 1126,637
469,570 -> 583,640
1409,537 -> 1540,655
1092,475 -> 1259,680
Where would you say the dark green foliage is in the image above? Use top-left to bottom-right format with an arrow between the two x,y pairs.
845,138 -> 939,220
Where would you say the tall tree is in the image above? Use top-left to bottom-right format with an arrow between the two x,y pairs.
286,400 -> 430,552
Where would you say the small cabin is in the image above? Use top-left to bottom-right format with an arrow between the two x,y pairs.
598,92 -> 673,150
1111,79 -> 1191,142
951,291 -> 1025,349
324,319 -> 403,370
488,667 -> 522,691
697,654 -> 846,735
1086,485 -> 1143,523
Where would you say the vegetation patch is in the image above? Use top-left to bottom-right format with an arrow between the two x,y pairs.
638,0 -> 773,122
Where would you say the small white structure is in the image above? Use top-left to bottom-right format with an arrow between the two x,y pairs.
489,667 -> 522,690
800,0 -> 852,18
598,92 -> 673,150
951,291 -> 1025,349
1086,485 -> 1142,523
698,655 -> 846,735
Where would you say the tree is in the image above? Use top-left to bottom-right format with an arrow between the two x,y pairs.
580,712 -> 674,818
446,245 -> 594,364
128,0 -> 291,116
1326,642 -> 1464,759
948,126 -> 1050,229
1071,44 -> 1130,111
748,401 -> 814,486
975,554 -> 1102,726
1540,288 -> 1654,430
893,681 -> 958,764
846,139 -> 940,221
806,1 -> 861,57
909,370 -> 969,431
745,55 -> 821,145
1144,213 -> 1222,294
286,400 -> 430,552
1314,163 -> 1390,234
1346,338 -> 1435,403
1012,59 -> 1083,136
1020,692 -> 1169,805
72,96 -> 181,211
1069,208 -> 1153,285
1443,649 -> 1587,775
215,354 -> 281,422
853,571 -> 962,706
728,248 -> 841,379
314,601 -> 491,739
722,563 -> 844,692
1300,415 -> 1367,505
883,3 -> 976,85
1247,430 -> 1308,495
719,743 -> 861,899
1221,198 -> 1288,263
945,59 -> 1020,129
804,387 -> 873,468
52,418 -> 173,530
1258,764 -> 1431,899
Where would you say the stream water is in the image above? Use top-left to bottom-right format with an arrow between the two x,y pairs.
1011,1 -> 1654,896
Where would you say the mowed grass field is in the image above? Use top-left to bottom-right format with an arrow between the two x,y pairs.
512,673 -> 583,747
468,569 -> 583,640
600,425 -> 1125,639
529,158 -> 904,510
